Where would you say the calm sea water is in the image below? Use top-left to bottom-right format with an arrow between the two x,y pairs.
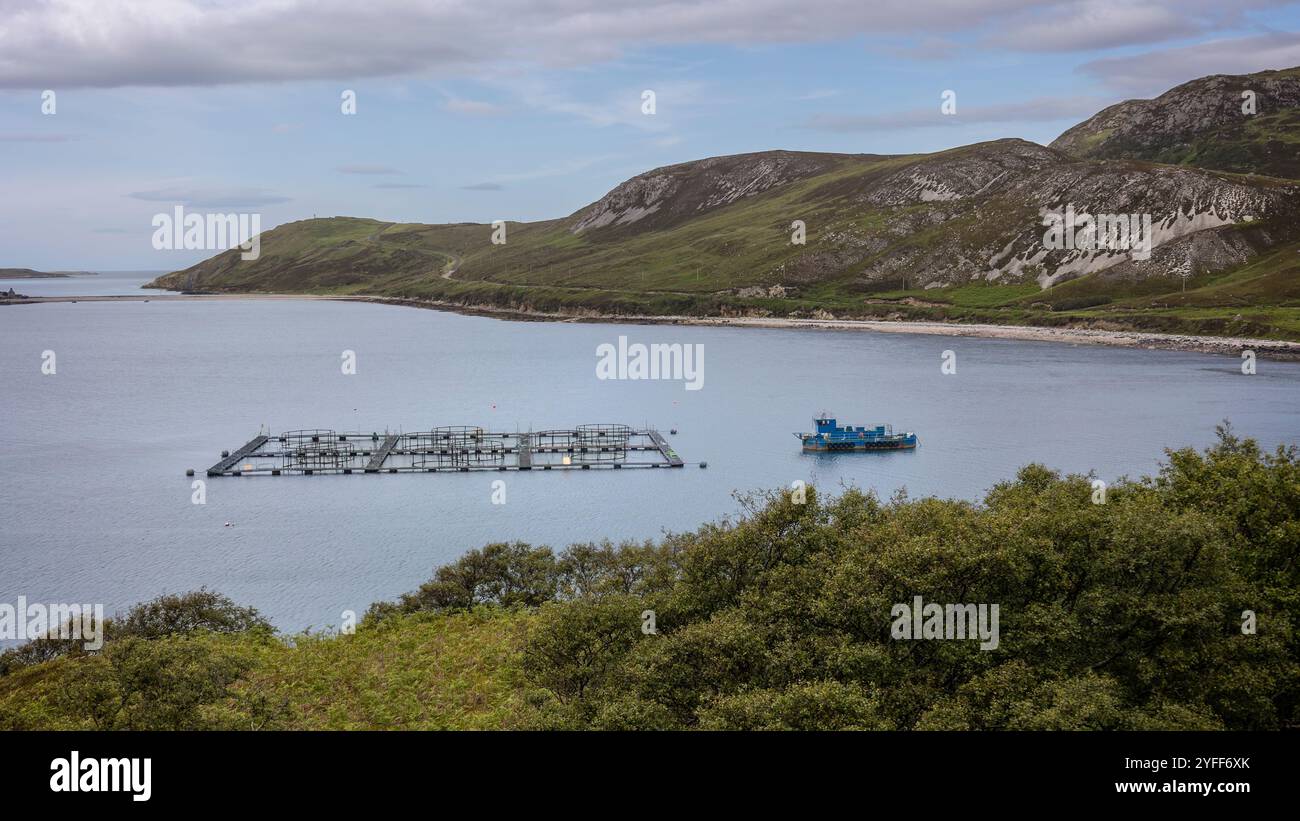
3,281 -> 1298,638
0,271 -> 167,298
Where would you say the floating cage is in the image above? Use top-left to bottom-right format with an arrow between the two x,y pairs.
280,430 -> 356,470
208,422 -> 682,475
412,426 -> 505,469
532,429 -> 579,451
571,423 -> 631,464
279,429 -> 340,446
432,426 -> 485,448
461,440 -> 507,467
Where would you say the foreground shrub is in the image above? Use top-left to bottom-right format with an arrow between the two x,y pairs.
520,429 -> 1300,730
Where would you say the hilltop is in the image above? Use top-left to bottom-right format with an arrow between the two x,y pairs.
149,67 -> 1300,341
1051,66 -> 1300,179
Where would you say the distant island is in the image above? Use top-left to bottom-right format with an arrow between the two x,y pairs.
0,268 -> 97,278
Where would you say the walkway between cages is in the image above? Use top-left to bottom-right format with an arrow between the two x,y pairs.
205,425 -> 685,476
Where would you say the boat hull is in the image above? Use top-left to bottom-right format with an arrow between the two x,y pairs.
800,438 -> 917,452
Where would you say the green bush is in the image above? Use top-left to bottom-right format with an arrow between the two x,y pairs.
519,428 -> 1300,729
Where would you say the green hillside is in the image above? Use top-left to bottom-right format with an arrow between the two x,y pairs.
146,68 -> 1300,340
1052,66 -> 1300,179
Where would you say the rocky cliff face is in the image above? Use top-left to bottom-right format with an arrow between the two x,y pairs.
569,150 -> 867,234
1050,66 -> 1300,179
767,138 -> 1300,290
561,121 -> 1299,293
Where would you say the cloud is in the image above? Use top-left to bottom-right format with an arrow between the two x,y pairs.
0,133 -> 77,142
0,0 -> 1123,90
983,1 -> 1300,55
374,182 -> 428,189
1078,32 -> 1300,94
127,185 -> 292,207
877,37 -> 961,61
805,95 -> 1110,132
460,182 -> 503,191
443,96 -> 503,115
986,0 -> 1201,53
336,164 -> 400,175
491,75 -> 709,132
492,153 -> 623,183
793,89 -> 840,101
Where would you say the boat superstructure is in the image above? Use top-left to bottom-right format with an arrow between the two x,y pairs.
795,414 -> 917,452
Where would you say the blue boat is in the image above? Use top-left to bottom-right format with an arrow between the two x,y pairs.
795,414 -> 917,452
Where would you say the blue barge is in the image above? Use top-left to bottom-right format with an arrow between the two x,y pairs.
795,415 -> 917,452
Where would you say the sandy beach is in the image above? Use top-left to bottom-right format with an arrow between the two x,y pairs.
7,291 -> 1299,360
358,295 -> 1300,360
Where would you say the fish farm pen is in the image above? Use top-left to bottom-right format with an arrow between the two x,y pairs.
204,425 -> 684,476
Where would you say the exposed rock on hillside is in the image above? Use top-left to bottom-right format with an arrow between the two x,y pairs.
570,150 -> 868,234
1051,66 -> 1300,179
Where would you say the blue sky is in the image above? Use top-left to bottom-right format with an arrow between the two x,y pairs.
2,0 -> 1299,269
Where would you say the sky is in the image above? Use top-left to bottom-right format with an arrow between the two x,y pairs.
2,0 -> 1299,269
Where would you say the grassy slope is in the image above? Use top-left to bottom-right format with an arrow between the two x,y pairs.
1109,105 -> 1300,181
147,152 -> 1300,339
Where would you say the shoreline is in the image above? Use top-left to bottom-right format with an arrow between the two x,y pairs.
7,290 -> 1300,360
357,295 -> 1300,360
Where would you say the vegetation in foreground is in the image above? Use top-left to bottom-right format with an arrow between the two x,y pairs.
2,428 -> 1297,730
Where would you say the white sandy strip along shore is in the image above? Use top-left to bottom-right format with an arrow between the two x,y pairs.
7,292 -> 1299,359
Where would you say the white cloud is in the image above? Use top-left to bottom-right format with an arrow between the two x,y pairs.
127,185 -> 292,207
987,0 -> 1200,52
491,154 -> 623,184
0,133 -> 78,142
0,0 -> 1085,89
1079,32 -> 1300,93
793,89 -> 841,101
805,95 -> 1111,132
987,0 -> 1298,54
443,96 -> 504,115
336,164 -> 401,175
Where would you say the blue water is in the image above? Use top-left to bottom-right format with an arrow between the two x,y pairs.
0,271 -> 167,298
2,291 -> 1297,638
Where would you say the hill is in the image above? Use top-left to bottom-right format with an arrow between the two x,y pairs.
1051,66 -> 1300,179
148,69 -> 1300,340
0,268 -> 94,278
